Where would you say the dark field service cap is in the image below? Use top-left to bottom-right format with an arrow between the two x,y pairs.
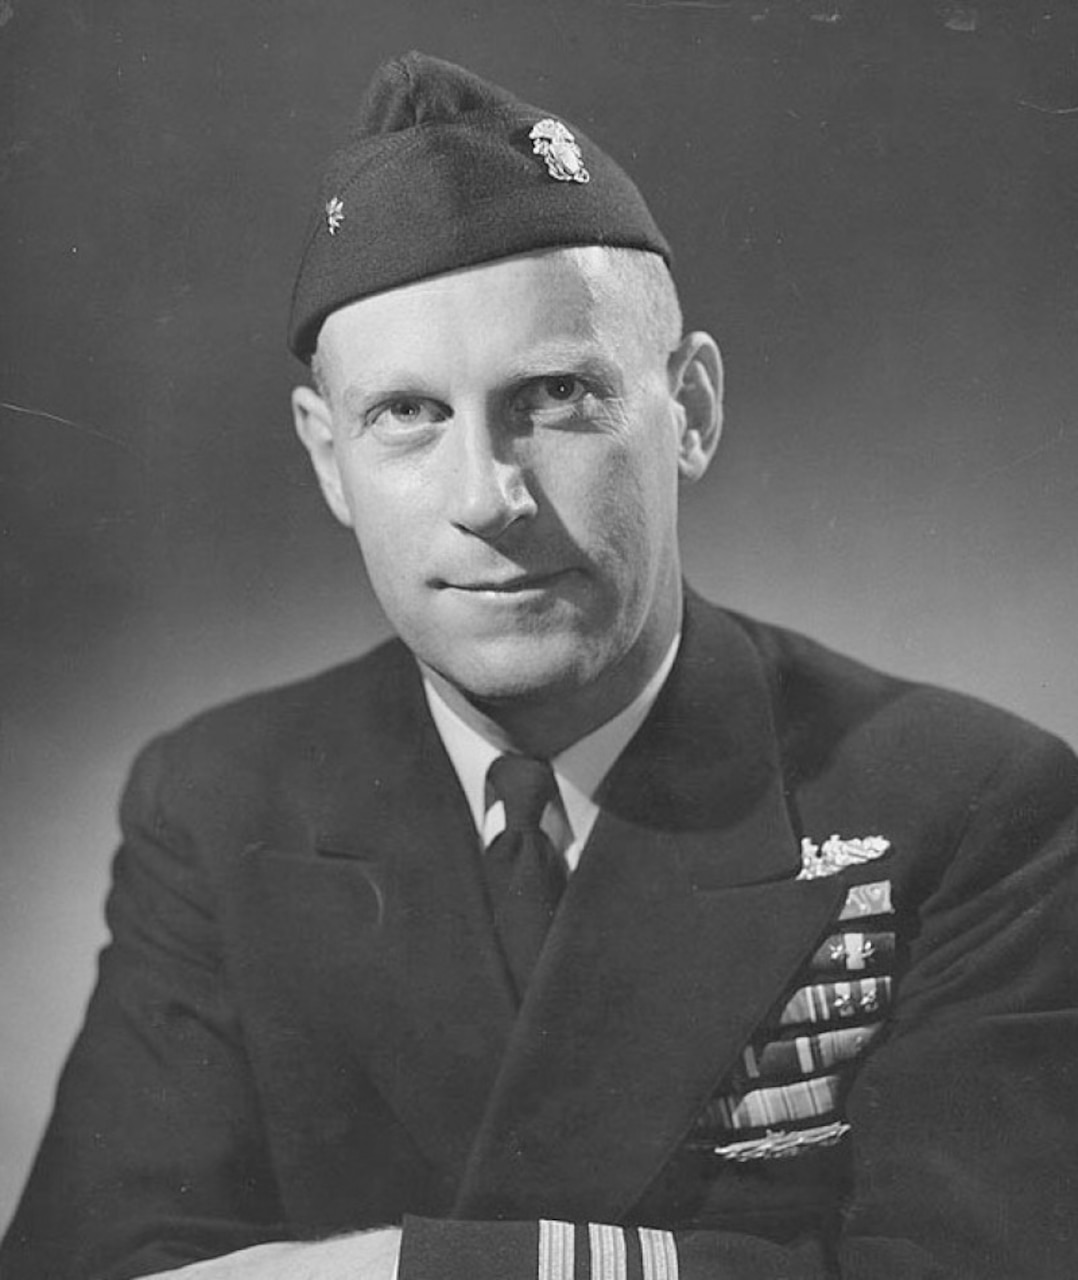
287,51 -> 671,362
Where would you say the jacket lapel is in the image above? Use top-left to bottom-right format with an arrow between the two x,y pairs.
285,650 -> 518,1186
452,597 -> 845,1221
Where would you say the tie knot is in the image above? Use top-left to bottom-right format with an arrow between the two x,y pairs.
486,754 -> 557,833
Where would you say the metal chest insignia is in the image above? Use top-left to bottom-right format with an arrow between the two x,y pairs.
530,118 -> 590,184
325,196 -> 345,235
797,833 -> 891,880
712,1120 -> 851,1162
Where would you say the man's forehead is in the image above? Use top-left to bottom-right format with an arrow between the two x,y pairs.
318,247 -> 623,360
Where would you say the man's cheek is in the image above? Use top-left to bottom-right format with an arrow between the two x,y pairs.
587,466 -> 652,558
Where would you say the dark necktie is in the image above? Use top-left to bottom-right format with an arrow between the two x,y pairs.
484,754 -> 567,998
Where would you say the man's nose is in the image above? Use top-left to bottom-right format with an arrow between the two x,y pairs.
447,411 -> 538,539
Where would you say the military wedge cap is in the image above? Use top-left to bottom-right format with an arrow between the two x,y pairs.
287,51 -> 671,362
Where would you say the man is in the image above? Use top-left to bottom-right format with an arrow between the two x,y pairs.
3,50 -> 1077,1280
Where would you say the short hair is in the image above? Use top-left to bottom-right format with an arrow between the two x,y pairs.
309,246 -> 683,400
591,245 -> 683,364
310,347 -> 331,402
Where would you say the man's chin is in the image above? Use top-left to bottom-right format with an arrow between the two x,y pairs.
424,634 -> 604,708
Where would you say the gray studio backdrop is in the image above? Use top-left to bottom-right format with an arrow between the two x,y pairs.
2,0 -> 1077,1231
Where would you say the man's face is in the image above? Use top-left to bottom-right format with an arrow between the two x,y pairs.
295,248 -> 718,719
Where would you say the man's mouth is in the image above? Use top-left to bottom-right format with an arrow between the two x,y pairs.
442,569 -> 570,594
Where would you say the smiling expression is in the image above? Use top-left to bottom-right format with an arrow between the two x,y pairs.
293,247 -> 720,743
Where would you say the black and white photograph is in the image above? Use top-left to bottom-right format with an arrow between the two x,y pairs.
2,3 -> 1077,1277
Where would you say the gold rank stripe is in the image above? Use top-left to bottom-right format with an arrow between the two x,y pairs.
639,1228 -> 679,1280
699,1072 -> 842,1131
779,976 -> 892,1027
537,1225 -> 679,1280
588,1223 -> 626,1280
539,1220 -> 575,1280
740,1022 -> 884,1081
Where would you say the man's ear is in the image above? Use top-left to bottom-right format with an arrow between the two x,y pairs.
291,384 -> 354,529
669,331 -> 723,483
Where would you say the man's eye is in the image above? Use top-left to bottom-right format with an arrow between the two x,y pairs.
539,375 -> 584,403
518,375 -> 587,413
371,397 -> 446,429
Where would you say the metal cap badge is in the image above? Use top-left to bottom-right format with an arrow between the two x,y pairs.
530,118 -> 590,184
289,53 -> 670,360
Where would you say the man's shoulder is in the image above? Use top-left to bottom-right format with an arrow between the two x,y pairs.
137,598 -> 1076,809
134,634 -> 421,787
715,602 -> 1078,797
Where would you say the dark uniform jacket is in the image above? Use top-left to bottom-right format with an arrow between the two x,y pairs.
4,594 -> 1078,1280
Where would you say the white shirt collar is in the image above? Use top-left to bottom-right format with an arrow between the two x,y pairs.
423,633 -> 680,871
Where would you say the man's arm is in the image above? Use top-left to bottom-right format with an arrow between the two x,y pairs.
0,738 -> 291,1279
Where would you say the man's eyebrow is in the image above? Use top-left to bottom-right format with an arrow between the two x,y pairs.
501,343 -> 623,385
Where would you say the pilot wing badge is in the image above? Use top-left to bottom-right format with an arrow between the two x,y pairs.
797,834 -> 891,881
530,118 -> 590,183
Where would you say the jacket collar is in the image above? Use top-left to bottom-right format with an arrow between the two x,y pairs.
311,591 -> 791,878
422,630 -> 682,865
